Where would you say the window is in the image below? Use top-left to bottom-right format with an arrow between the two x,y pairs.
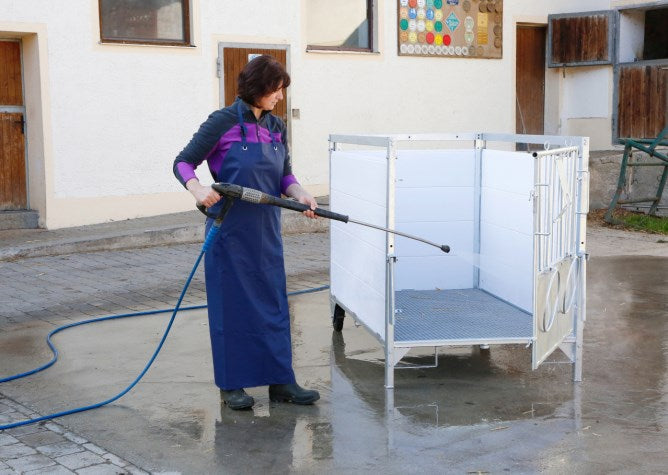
618,6 -> 668,62
99,0 -> 191,46
306,0 -> 374,52
547,11 -> 614,67
616,6 -> 668,139
642,8 -> 668,61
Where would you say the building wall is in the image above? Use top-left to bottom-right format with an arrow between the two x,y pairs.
0,0 -> 624,228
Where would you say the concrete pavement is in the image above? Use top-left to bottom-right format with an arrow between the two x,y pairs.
0,212 -> 667,474
1,210 -> 329,474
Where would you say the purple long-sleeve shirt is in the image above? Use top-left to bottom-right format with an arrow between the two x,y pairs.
173,98 -> 299,194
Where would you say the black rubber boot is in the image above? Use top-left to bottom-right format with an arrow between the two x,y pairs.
269,383 -> 320,405
220,389 -> 254,410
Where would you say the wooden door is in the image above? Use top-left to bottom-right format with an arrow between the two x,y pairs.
516,25 -> 546,137
222,47 -> 288,123
0,40 -> 26,210
617,63 -> 668,139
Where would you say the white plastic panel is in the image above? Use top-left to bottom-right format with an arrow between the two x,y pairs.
395,187 -> 474,222
480,149 -> 534,312
478,224 -> 533,311
330,151 -> 388,207
330,150 -> 388,341
394,222 -> 474,290
395,150 -> 475,188
481,149 -> 534,193
394,150 -> 475,291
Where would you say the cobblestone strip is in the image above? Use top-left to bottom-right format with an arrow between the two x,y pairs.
0,232 -> 330,330
0,397 -> 148,474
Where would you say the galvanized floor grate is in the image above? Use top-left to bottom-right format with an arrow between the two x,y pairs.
394,289 -> 532,343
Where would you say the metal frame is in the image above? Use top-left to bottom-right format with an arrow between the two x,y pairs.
546,10 -> 617,68
530,144 -> 587,374
329,132 -> 589,389
605,127 -> 668,220
532,146 -> 580,273
473,134 -> 484,288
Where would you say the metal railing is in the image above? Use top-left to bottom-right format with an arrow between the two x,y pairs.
533,146 -> 580,272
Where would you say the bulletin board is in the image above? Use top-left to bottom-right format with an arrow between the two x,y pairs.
397,0 -> 503,58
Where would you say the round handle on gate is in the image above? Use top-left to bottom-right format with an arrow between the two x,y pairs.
541,269 -> 560,333
560,258 -> 579,314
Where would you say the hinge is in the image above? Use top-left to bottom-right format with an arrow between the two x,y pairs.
216,57 -> 222,78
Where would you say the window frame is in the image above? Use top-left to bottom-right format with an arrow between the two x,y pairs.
98,0 -> 192,47
612,3 -> 668,142
305,0 -> 375,53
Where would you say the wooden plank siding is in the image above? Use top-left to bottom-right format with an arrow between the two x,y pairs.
618,64 -> 668,139
550,14 -> 609,65
0,113 -> 27,209
222,48 -> 288,123
0,41 -> 23,106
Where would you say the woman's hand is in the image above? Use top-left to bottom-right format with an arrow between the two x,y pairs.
186,179 -> 221,208
297,193 -> 317,219
286,184 -> 317,219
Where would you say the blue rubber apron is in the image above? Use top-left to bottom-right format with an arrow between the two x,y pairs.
204,102 -> 296,390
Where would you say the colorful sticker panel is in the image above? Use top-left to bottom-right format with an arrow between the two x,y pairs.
398,0 -> 503,58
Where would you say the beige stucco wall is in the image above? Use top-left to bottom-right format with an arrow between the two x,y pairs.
0,0 -> 631,228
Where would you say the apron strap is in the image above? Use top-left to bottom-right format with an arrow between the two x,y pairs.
268,118 -> 278,151
236,101 -> 248,150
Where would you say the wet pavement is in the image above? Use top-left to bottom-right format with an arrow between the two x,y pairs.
1,223 -> 667,473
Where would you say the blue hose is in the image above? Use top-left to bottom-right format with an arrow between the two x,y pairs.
0,222 -> 329,430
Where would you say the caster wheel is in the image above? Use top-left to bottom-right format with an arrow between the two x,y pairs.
332,304 -> 345,332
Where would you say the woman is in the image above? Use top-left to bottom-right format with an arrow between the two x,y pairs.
173,55 -> 320,410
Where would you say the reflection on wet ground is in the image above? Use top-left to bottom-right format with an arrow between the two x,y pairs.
331,331 -> 573,426
1,256 -> 666,472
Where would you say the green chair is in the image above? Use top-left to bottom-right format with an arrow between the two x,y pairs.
605,126 -> 668,223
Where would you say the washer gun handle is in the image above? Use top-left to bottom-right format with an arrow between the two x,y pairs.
196,202 -> 211,217
211,182 -> 349,223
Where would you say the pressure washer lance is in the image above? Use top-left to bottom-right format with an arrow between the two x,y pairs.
197,182 -> 450,253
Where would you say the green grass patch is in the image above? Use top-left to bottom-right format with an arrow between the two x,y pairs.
613,211 -> 668,235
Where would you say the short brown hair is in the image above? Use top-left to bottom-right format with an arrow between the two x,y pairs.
237,55 -> 291,106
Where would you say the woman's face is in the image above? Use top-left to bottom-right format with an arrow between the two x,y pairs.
256,85 -> 284,111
